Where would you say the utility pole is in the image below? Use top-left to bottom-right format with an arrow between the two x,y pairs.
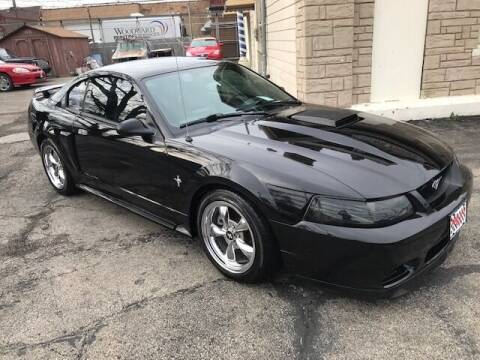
12,0 -> 18,25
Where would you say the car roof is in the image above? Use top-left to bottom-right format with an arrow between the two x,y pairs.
94,57 -> 219,80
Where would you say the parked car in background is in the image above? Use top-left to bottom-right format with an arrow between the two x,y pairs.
112,38 -> 173,63
0,48 -> 51,75
0,60 -> 45,92
185,37 -> 224,60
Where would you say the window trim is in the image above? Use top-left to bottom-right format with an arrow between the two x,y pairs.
63,78 -> 89,114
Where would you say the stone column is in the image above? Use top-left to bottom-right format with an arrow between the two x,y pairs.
296,0 -> 355,107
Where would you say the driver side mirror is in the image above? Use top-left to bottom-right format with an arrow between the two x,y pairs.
117,118 -> 154,140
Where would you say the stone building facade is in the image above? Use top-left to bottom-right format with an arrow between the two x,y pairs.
262,0 -> 480,108
422,0 -> 480,98
295,0 -> 374,107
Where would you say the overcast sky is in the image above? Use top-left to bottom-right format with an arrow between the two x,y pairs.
0,0 -> 177,10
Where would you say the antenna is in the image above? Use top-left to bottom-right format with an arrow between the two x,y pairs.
171,15 -> 191,142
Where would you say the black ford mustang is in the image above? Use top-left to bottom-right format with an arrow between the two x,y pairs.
28,58 -> 472,295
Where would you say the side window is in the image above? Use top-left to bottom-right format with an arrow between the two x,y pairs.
66,80 -> 88,111
83,76 -> 112,119
83,76 -> 146,122
114,78 -> 147,122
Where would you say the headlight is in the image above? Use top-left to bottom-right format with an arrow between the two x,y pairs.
185,51 -> 193,57
13,67 -> 29,73
305,195 -> 414,227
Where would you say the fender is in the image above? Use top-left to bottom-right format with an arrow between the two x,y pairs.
186,161 -> 311,230
30,98 -> 82,181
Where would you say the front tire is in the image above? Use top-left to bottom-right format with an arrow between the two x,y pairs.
0,73 -> 13,92
40,139 -> 76,195
197,189 -> 278,282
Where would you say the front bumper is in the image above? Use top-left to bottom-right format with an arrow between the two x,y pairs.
13,70 -> 46,86
271,164 -> 473,296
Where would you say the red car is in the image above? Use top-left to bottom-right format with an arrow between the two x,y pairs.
185,37 -> 224,60
0,60 -> 45,92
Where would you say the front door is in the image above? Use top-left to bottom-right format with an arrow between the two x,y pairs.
73,75 -> 179,223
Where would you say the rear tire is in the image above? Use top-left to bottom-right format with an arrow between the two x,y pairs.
0,73 -> 13,92
197,189 -> 278,282
40,139 -> 77,196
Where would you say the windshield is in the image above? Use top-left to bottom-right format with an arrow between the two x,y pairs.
0,48 -> 15,59
144,62 -> 296,129
118,41 -> 146,51
191,39 -> 217,47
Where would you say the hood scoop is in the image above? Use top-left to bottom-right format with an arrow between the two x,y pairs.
290,108 -> 362,128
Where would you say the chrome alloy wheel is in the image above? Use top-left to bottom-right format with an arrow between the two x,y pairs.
0,75 -> 11,91
43,145 -> 66,190
201,201 -> 256,274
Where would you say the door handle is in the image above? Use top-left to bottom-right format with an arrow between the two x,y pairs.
77,129 -> 88,136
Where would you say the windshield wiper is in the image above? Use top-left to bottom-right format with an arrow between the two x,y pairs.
179,111 -> 267,128
240,99 -> 302,112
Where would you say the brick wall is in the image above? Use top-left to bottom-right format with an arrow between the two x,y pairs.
421,0 -> 480,98
295,0 -> 374,107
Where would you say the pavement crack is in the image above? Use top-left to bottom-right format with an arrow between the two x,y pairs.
76,321 -> 107,360
0,333 -> 83,357
121,277 -> 228,314
0,195 -> 59,258
0,277 -> 228,357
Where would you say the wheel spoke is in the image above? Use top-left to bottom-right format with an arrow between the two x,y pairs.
225,241 -> 237,262
218,205 -> 230,226
44,154 -> 51,167
235,238 -> 254,260
58,169 -> 65,182
210,223 -> 226,237
234,217 -> 249,233
49,153 -> 59,166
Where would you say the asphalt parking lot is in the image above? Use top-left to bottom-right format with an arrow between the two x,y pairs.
1,82 -> 480,360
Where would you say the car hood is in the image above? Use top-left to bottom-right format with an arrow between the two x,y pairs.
3,57 -> 38,63
0,62 -> 40,70
190,105 -> 454,199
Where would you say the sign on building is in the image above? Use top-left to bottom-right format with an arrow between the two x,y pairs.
101,17 -> 182,42
62,16 -> 182,43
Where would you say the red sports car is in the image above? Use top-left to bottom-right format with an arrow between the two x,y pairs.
185,37 -> 224,60
0,60 -> 45,92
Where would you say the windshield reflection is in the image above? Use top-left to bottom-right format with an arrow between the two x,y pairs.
144,62 -> 296,129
